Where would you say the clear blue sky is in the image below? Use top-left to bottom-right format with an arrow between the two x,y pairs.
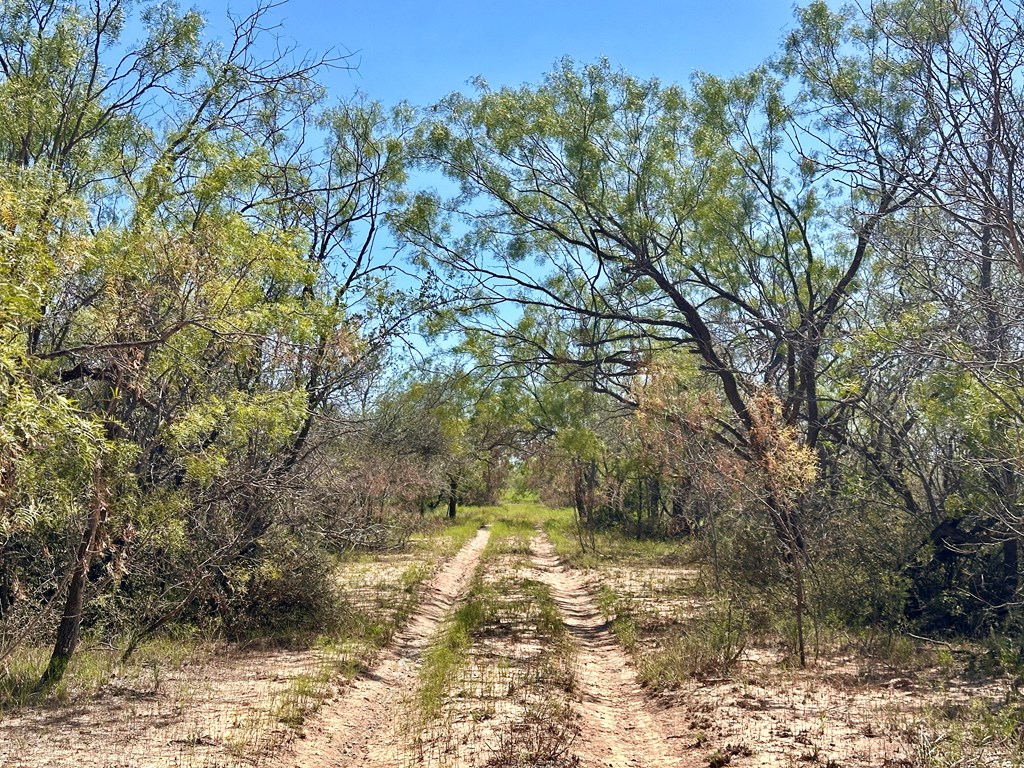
203,1 -> 799,107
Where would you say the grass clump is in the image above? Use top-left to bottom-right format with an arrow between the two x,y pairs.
271,671 -> 328,727
484,696 -> 581,767
637,599 -> 747,689
419,595 -> 487,719
0,645 -> 122,710
907,697 -> 1024,767
595,585 -> 640,651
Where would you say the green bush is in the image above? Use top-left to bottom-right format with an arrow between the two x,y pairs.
221,534 -> 344,639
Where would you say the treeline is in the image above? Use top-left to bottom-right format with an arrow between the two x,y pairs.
0,0 -> 447,686
401,0 -> 1024,665
2,0 -> 1023,685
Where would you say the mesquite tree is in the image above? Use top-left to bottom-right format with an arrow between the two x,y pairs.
0,0 -> 417,685
403,44 -> 932,661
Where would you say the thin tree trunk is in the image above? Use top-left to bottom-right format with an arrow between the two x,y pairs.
447,474 -> 457,519
635,475 -> 644,538
708,497 -> 720,592
571,462 -> 588,553
38,465 -> 108,689
766,496 -> 807,667
790,535 -> 807,668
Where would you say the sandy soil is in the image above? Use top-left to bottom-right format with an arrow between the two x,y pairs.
0,544 -> 465,768
657,646 -> 1017,767
0,644 -> 333,768
531,534 -> 691,768
287,527 -> 694,767
281,525 -> 492,768
589,553 -> 1018,768
4,521 -> 1015,768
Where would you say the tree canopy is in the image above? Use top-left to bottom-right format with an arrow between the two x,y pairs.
1,0 -> 1023,683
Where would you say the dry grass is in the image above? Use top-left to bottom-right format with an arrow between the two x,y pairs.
0,516 -> 472,768
568,524 -> 1022,768
8,503 -> 1017,768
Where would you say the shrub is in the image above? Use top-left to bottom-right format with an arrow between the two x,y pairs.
220,533 -> 343,639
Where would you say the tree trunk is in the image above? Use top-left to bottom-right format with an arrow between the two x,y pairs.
0,566 -> 14,621
572,460 -> 597,553
649,476 -> 662,533
38,466 -> 108,689
635,475 -> 644,538
790,535 -> 807,668
571,462 -> 588,552
766,496 -> 807,667
447,474 -> 457,519
1004,537 -> 1019,606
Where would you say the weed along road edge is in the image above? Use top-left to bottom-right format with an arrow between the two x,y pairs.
531,533 -> 690,768
284,525 -> 492,768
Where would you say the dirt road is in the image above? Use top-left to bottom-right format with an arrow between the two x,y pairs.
289,526 -> 689,768
4,513 -> 1000,768
284,525 -> 492,767
531,534 -> 689,768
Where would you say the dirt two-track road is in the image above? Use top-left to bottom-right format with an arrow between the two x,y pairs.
283,525 -> 690,768
3,517 -> 995,768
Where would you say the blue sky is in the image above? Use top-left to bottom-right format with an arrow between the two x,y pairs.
202,1 -> 799,107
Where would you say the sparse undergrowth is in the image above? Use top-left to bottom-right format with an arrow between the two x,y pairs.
410,506 -> 580,767
6,501 -> 1020,768
560,518 -> 1023,768
904,697 -> 1024,768
0,511 -> 480,766
543,514 -> 691,570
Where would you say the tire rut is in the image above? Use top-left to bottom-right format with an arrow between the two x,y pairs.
283,526 -> 491,768
530,534 -> 688,768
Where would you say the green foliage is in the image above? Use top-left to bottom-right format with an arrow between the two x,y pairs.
170,389 -> 309,486
218,533 -> 343,640
0,0 -> 423,686
2,0 -> 1024,715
